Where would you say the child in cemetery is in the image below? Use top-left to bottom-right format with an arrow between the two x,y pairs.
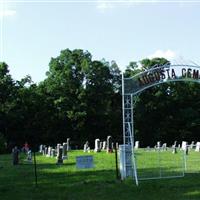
12,146 -> 20,165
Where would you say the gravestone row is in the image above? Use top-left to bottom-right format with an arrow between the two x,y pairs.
84,136 -> 118,153
39,138 -> 71,164
138,140 -> 200,155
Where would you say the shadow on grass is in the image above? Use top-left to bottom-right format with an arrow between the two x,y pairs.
1,153 -> 200,200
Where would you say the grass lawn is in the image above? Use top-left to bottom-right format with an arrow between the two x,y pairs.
1,149 -> 200,200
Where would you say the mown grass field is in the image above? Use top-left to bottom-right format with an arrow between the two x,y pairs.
1,149 -> 200,200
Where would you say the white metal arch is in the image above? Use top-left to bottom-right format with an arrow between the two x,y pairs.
122,64 -> 200,185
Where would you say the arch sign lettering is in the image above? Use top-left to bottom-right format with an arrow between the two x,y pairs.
122,64 -> 200,185
124,64 -> 200,95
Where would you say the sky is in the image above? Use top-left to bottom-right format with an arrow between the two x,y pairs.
1,0 -> 200,83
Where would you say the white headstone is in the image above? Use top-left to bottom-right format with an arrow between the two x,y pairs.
62,143 -> 68,159
47,146 -> 52,157
83,141 -> 89,153
195,142 -> 200,152
107,136 -> 113,153
157,141 -> 161,149
162,143 -> 167,151
67,138 -> 71,151
39,145 -> 43,153
51,149 -> 55,157
102,141 -> 106,150
135,141 -> 139,149
172,145 -> 177,154
181,141 -> 187,151
94,139 -> 101,152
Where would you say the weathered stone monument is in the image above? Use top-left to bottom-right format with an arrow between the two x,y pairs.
107,136 -> 113,153
44,147 -> 48,155
67,138 -> 71,151
195,142 -> 200,152
162,143 -> 167,151
172,145 -> 177,154
135,141 -> 139,149
27,150 -> 32,162
51,149 -> 56,157
94,139 -> 101,152
39,145 -> 43,153
157,141 -> 161,149
102,141 -> 106,150
56,144 -> 63,165
42,145 -> 46,155
173,141 -> 177,147
190,141 -> 195,149
181,141 -> 187,150
100,142 -> 103,150
116,142 -> 119,150
12,146 -> 19,165
182,141 -> 188,155
47,146 -> 52,157
83,141 -> 90,153
62,143 -> 68,159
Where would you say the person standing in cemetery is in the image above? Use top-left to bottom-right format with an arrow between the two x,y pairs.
12,146 -> 20,165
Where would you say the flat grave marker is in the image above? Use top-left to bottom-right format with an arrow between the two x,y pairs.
76,155 -> 94,169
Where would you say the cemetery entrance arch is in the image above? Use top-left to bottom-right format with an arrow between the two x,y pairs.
122,64 -> 200,185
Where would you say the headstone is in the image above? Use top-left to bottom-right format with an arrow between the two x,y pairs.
116,142 -> 119,149
47,146 -> 52,157
56,144 -> 63,165
102,141 -> 106,150
44,147 -> 48,155
190,141 -> 195,149
116,142 -> 119,150
157,141 -> 161,149
87,147 -> 91,153
172,145 -> 177,154
181,141 -> 187,151
111,142 -> 114,150
66,138 -> 71,151
162,143 -> 167,151
181,141 -> 189,155
107,136 -> 113,153
62,143 -> 68,159
135,141 -> 139,149
51,149 -> 56,157
195,142 -> 200,152
100,142 -> 103,150
76,156 -> 94,169
12,146 -> 19,165
83,141 -> 89,153
42,145 -> 46,155
173,141 -> 177,147
94,139 -> 101,152
27,150 -> 32,162
39,145 -> 43,153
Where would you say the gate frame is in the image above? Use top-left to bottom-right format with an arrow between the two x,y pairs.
122,64 -> 200,185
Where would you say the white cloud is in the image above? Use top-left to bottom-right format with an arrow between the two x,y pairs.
0,10 -> 16,17
148,49 -> 177,60
96,1 -> 114,12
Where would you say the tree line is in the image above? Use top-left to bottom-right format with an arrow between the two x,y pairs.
0,49 -> 200,152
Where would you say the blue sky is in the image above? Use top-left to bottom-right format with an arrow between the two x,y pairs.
1,1 -> 200,83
